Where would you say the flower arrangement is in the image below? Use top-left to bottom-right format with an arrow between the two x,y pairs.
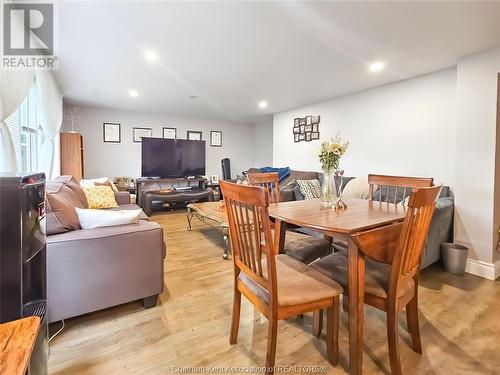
318,136 -> 349,172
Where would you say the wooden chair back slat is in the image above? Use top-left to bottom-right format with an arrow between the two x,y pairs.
220,180 -> 277,300
368,174 -> 434,205
247,172 -> 281,204
391,186 -> 442,289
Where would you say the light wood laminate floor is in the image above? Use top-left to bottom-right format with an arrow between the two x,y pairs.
48,211 -> 500,374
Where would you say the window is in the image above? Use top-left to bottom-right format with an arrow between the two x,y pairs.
4,79 -> 41,174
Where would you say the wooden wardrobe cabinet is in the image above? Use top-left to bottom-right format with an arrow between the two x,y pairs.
60,132 -> 84,181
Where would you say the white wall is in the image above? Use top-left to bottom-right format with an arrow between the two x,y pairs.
455,47 -> 500,266
62,104 -> 255,179
273,68 -> 457,186
253,115 -> 273,167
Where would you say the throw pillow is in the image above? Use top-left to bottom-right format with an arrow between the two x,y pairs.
80,177 -> 119,192
75,208 -> 141,229
296,179 -> 321,199
53,175 -> 89,208
83,186 -> 119,209
46,182 -> 85,235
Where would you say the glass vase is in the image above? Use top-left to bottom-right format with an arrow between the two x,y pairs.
320,169 -> 338,207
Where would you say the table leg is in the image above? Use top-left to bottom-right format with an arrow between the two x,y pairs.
274,220 -> 287,255
348,237 -> 365,375
187,209 -> 193,231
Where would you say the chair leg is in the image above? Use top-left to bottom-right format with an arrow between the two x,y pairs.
387,307 -> 403,375
326,297 -> 340,366
312,310 -> 323,337
265,318 -> 278,375
406,291 -> 422,354
342,295 -> 349,312
229,288 -> 241,345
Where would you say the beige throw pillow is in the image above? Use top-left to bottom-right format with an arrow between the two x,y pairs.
296,179 -> 321,199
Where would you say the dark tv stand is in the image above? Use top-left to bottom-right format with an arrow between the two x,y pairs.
137,177 -> 213,215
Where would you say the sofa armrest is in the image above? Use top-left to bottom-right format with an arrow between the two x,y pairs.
280,187 -> 296,202
114,191 -> 131,205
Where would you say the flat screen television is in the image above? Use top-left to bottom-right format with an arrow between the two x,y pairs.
141,137 -> 206,178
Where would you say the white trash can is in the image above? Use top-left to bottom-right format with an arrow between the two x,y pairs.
441,243 -> 469,275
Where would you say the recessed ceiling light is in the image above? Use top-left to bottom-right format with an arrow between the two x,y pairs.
128,90 -> 139,98
144,50 -> 158,62
258,101 -> 268,109
190,95 -> 199,99
91,90 -> 102,97
369,61 -> 385,73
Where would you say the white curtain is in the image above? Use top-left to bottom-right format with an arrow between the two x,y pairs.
36,71 -> 63,179
0,69 -> 36,172
0,6 -> 36,172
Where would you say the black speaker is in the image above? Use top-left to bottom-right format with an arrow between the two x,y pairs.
221,158 -> 231,180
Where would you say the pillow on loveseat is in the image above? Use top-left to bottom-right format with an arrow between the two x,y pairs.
75,208 -> 141,229
83,186 -> 119,209
53,175 -> 89,207
296,179 -> 321,199
46,181 -> 86,235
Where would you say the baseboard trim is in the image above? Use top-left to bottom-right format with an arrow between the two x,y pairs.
465,259 -> 500,280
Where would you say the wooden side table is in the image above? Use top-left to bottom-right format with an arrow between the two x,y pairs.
0,317 -> 41,375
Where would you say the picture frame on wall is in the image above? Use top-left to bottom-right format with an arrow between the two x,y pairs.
306,115 -> 312,125
294,133 -> 300,142
187,130 -> 202,141
294,118 -> 300,126
103,122 -> 121,143
162,127 -> 177,139
133,127 -> 152,142
293,126 -> 300,134
210,130 -> 222,147
305,124 -> 313,132
312,124 -> 318,132
311,132 -> 320,140
311,115 -> 320,124
305,132 -> 312,142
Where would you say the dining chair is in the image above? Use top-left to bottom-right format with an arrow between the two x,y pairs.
247,172 -> 332,264
368,174 -> 434,203
331,174 -> 434,254
220,180 -> 343,374
311,185 -> 442,375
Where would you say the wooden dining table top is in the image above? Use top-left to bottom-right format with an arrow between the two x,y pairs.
268,198 -> 406,234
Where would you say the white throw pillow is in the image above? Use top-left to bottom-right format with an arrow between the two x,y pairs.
75,208 -> 141,229
80,177 -> 118,192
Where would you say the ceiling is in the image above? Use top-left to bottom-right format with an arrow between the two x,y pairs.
54,1 -> 500,123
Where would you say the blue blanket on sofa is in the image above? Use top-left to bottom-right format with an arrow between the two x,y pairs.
259,167 -> 291,182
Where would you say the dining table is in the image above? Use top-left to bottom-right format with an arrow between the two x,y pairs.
268,198 -> 406,375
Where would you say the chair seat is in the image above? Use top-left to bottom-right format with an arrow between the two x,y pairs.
284,231 -> 332,264
239,254 -> 343,307
310,252 -> 414,299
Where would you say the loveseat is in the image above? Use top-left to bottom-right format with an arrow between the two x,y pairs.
45,176 -> 166,323
247,168 -> 454,269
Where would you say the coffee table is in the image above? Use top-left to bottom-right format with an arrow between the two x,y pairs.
187,202 -> 230,259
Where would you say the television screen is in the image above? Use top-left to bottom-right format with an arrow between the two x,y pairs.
141,138 -> 206,178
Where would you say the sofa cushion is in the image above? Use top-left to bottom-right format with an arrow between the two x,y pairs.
46,182 -> 85,235
53,175 -> 88,208
83,186 -> 119,209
